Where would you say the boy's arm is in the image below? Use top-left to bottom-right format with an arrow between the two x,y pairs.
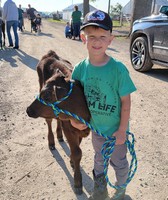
113,94 -> 131,145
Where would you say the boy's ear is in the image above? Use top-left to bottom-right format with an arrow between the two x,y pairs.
111,35 -> 115,40
80,33 -> 86,44
109,35 -> 114,45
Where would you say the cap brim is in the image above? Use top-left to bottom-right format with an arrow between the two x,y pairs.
80,23 -> 110,31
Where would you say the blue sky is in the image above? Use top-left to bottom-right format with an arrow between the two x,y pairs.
1,0 -> 129,12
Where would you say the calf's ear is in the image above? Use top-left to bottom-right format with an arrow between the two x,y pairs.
64,70 -> 72,82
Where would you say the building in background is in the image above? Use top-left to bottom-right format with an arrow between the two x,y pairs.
122,0 -> 168,17
122,0 -> 133,17
62,3 -> 97,21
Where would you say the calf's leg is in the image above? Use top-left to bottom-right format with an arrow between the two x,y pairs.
46,118 -> 55,150
62,121 -> 83,195
56,119 -> 64,142
46,118 -> 64,150
71,145 -> 83,195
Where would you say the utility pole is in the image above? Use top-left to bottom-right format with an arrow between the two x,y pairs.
151,0 -> 156,13
108,0 -> 111,14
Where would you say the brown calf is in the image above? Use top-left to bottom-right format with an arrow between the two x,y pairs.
26,50 -> 91,194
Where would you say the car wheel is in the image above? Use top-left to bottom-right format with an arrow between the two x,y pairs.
130,36 -> 153,72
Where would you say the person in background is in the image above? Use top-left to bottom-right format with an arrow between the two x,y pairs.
0,6 -> 6,48
71,5 -> 81,40
18,4 -> 24,32
33,13 -> 42,33
26,4 -> 36,20
2,0 -> 19,49
26,4 -> 37,32
65,21 -> 72,38
71,10 -> 136,200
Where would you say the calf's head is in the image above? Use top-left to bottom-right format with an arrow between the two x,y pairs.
27,60 -> 90,123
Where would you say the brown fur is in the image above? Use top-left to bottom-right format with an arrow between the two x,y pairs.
26,50 -> 91,195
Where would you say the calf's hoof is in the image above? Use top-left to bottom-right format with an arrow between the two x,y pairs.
57,137 -> 64,142
70,160 -> 74,169
74,186 -> 83,195
49,145 -> 56,150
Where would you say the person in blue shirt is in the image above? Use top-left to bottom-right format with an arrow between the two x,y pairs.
2,0 -> 19,49
65,21 -> 72,38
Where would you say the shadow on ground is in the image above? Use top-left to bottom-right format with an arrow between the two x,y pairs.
143,68 -> 168,82
0,47 -> 39,70
50,140 -> 93,200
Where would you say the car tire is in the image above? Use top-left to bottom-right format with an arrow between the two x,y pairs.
130,36 -> 153,72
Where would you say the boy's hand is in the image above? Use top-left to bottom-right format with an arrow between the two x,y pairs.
70,119 -> 88,130
113,130 -> 126,145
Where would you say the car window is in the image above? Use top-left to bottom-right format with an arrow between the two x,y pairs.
159,6 -> 168,15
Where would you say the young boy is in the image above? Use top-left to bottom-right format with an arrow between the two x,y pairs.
70,10 -> 136,200
65,21 -> 72,38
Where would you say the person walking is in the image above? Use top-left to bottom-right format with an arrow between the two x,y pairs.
2,0 -> 19,49
26,4 -> 37,32
18,4 -> 24,32
71,5 -> 82,40
26,4 -> 36,20
70,10 -> 136,200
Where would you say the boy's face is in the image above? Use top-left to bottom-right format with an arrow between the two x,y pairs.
81,26 -> 113,57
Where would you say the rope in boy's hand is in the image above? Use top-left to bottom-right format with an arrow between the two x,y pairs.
36,82 -> 137,189
102,132 -> 137,189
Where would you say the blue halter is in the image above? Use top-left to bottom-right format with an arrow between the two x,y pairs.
36,82 -> 137,189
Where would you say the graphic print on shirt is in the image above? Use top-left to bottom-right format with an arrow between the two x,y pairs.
85,77 -> 117,117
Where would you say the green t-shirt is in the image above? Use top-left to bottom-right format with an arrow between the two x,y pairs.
72,57 -> 136,137
18,8 -> 24,20
72,10 -> 82,23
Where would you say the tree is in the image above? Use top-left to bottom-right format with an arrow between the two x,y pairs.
131,0 -> 153,31
83,0 -> 96,17
83,0 -> 89,17
108,0 -> 111,14
110,3 -> 122,18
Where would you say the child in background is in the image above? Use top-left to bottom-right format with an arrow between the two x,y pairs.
65,21 -> 72,38
34,13 -> 42,33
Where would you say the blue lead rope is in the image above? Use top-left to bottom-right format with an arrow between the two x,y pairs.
36,83 -> 137,189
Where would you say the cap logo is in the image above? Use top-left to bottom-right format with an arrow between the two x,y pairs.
87,11 -> 105,21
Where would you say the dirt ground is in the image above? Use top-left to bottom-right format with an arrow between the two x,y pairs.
0,19 -> 168,200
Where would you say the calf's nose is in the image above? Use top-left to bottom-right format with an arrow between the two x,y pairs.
26,107 -> 38,118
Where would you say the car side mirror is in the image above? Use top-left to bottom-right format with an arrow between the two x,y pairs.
159,6 -> 168,16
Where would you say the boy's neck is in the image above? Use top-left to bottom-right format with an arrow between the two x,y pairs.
89,54 -> 110,67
